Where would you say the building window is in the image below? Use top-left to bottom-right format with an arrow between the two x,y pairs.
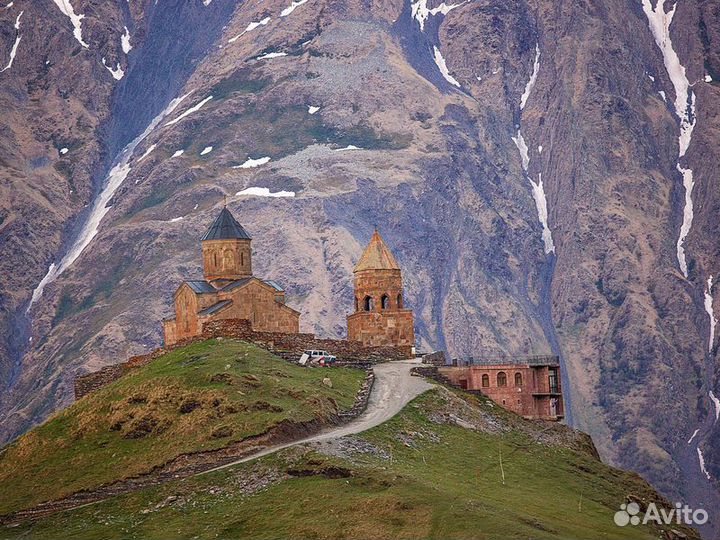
224,250 -> 234,270
549,369 -> 559,393
481,374 -> 490,387
515,372 -> 523,386
497,372 -> 507,387
381,294 -> 389,310
213,252 -> 218,267
355,297 -> 359,311
241,252 -> 244,266
364,296 -> 374,311
397,293 -> 403,308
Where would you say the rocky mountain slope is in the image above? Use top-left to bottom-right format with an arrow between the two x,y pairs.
1,0 -> 719,535
0,340 -> 699,539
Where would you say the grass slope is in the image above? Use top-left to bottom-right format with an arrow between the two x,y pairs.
3,387 -> 696,540
0,339 -> 366,515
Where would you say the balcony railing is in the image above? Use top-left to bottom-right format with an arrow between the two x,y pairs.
452,354 -> 560,367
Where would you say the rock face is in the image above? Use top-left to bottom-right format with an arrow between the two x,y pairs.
0,0 -> 718,535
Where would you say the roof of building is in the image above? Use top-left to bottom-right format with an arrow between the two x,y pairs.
263,279 -> 284,292
354,229 -> 400,272
218,277 -> 285,293
185,280 -> 217,294
201,207 -> 251,241
198,299 -> 233,317
219,277 -> 253,292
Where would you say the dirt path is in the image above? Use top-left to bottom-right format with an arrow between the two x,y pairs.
202,358 -> 434,475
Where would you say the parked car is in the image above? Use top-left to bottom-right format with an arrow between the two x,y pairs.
299,350 -> 337,366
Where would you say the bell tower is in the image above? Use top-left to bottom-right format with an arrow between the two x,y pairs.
201,206 -> 252,284
347,229 -> 415,356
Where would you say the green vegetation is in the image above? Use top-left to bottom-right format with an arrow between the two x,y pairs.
3,388 -> 685,539
208,68 -> 271,100
0,340 -> 365,515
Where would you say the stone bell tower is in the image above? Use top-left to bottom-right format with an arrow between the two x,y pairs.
201,206 -> 252,284
347,229 -> 415,356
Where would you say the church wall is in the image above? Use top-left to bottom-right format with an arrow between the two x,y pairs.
213,281 -> 299,333
347,309 -> 415,349
163,319 -> 178,346
353,268 -> 403,311
202,239 -> 252,281
174,285 -> 200,342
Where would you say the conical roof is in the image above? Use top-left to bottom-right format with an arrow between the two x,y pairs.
354,230 -> 400,272
201,207 -> 251,241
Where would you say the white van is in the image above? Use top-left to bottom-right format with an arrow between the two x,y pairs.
299,350 -> 337,366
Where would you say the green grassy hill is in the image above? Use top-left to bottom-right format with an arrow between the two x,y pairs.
0,340 -> 698,539
0,339 -> 366,515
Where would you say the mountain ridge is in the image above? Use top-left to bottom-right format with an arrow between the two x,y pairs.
1,0 -> 719,536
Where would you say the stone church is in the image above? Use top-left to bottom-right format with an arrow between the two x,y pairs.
162,206 -> 300,345
347,230 -> 415,352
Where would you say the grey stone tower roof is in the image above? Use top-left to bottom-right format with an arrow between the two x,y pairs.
201,207 -> 251,241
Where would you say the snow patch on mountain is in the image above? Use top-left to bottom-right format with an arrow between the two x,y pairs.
0,10 -> 22,73
232,156 -> 271,168
710,391 -> 720,423
27,92 -> 191,310
200,146 -> 213,156
51,0 -> 89,48
166,95 -> 212,126
137,144 -> 157,163
705,276 -> 716,352
60,147 -> 69,155
308,105 -> 320,114
168,217 -> 183,223
532,174 -> 554,254
281,0 -> 309,17
520,44 -> 540,110
411,0 -> 465,32
335,145 -> 361,151
171,149 -> 184,158
697,447 -> 711,480
228,17 -> 271,43
257,51 -> 287,59
236,187 -> 295,198
512,46 -> 555,254
511,131 -> 530,170
101,57 -> 124,80
641,0 -> 696,278
433,46 -> 460,87
121,26 -> 132,54
688,428 -> 699,444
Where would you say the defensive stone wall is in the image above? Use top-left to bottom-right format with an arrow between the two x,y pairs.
421,351 -> 446,366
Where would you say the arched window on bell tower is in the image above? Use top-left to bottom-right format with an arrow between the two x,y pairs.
397,293 -> 403,309
364,296 -> 374,311
381,294 -> 389,310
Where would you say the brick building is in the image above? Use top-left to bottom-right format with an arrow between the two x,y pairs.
347,230 -> 415,354
163,207 -> 300,345
439,356 -> 564,421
